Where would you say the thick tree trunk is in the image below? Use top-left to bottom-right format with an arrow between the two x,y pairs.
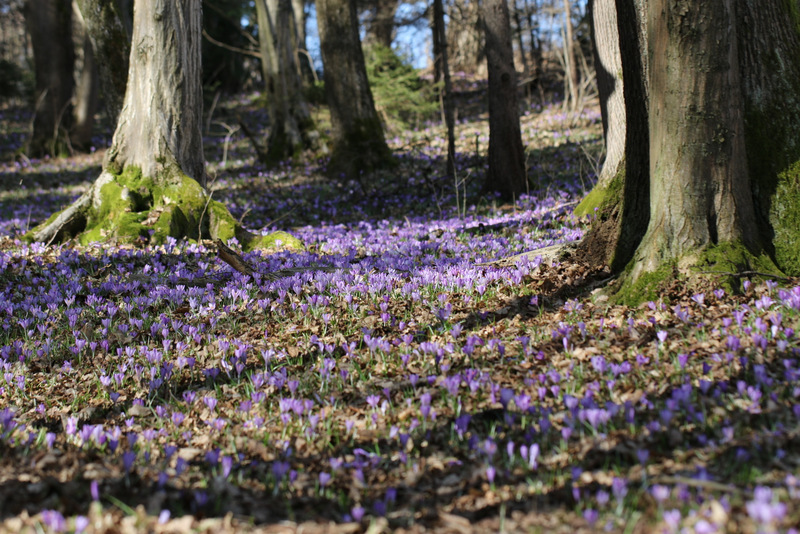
631,0 -> 759,280
579,0 -> 800,303
255,0 -> 319,165
317,0 -> 391,180
483,0 -> 527,201
432,0 -> 456,180
29,0 -> 299,252
736,0 -> 800,275
24,0 -> 75,157
75,0 -> 130,124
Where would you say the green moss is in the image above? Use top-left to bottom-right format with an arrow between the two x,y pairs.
574,167 -> 624,217
611,261 -> 675,306
208,200 -> 238,243
770,160 -> 800,275
36,164 -> 307,249
243,231 -> 304,252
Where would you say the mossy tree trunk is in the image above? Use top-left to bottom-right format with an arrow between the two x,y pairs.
24,0 -> 75,158
575,0 -> 625,215
29,0 -> 300,252
483,0 -> 527,201
316,0 -> 392,180
579,0 -> 800,303
254,0 -> 321,165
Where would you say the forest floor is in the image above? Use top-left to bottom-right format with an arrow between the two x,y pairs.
0,93 -> 798,533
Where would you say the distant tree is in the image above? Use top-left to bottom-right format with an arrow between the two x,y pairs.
561,0 -> 580,111
432,0 -> 455,179
362,0 -> 400,48
70,6 -> 99,150
317,0 -> 392,179
29,0 -> 296,251
254,0 -> 321,164
24,0 -> 75,157
577,0 -> 800,302
483,0 -> 527,200
75,0 -> 131,123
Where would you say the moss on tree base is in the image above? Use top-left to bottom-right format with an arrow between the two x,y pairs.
609,240 -> 782,306
27,166 -> 303,252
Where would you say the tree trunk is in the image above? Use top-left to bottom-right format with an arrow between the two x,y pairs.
483,0 -> 527,201
255,0 -> 319,165
75,0 -> 130,123
579,0 -> 800,303
24,0 -> 75,158
448,0 -> 485,76
573,0 -> 648,269
511,0 -> 530,80
573,0 -> 625,218
291,0 -> 314,83
364,0 -> 399,48
317,0 -> 392,180
29,0 -> 299,252
561,0 -> 579,111
70,4 -> 100,151
432,0 -> 456,180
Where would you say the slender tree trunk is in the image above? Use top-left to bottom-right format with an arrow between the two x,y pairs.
75,0 -> 130,123
483,0 -> 527,200
562,0 -> 579,111
525,0 -> 541,84
573,0 -> 625,219
317,0 -> 391,179
512,0 -> 530,80
291,0 -> 314,83
432,0 -> 456,180
255,0 -> 319,165
24,0 -> 75,157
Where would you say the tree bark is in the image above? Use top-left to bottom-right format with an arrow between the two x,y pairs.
578,0 -> 800,302
317,0 -> 391,180
255,0 -> 319,165
483,0 -> 527,201
24,0 -> 75,157
432,0 -> 456,180
562,0 -> 579,111
364,0 -> 399,48
29,0 -> 298,252
70,4 -> 100,151
75,0 -> 130,123
291,0 -> 314,83
586,0 -> 624,188
574,0 -> 649,269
